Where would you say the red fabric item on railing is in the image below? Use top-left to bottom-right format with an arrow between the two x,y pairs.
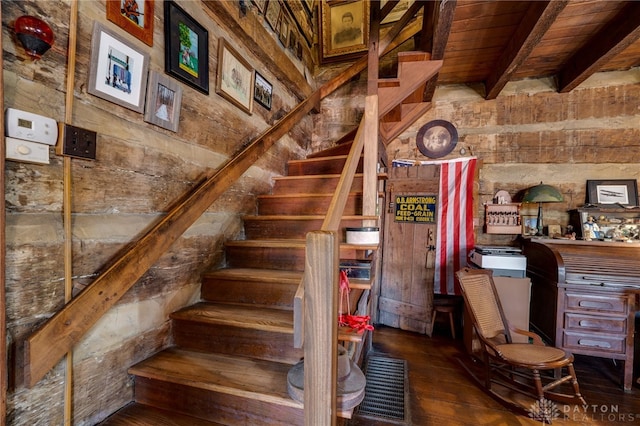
338,270 -> 374,334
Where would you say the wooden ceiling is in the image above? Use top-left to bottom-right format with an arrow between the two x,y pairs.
408,0 -> 640,99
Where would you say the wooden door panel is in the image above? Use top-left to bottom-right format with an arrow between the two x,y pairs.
379,165 -> 440,333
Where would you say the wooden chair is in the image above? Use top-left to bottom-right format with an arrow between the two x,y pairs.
455,267 -> 586,412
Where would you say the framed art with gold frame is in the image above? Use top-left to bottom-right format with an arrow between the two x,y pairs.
320,0 -> 369,63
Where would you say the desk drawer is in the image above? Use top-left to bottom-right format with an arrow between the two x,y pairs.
564,292 -> 628,315
563,331 -> 626,354
564,313 -> 626,333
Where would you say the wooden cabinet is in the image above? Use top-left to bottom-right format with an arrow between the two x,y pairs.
522,238 -> 640,390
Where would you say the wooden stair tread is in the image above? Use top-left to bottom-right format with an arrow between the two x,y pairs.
225,238 -> 379,250
287,154 -> 356,164
258,192 -> 363,199
99,402 -> 224,425
171,302 -> 295,334
243,215 -> 379,221
129,347 -> 302,409
273,173 -> 363,181
203,267 -> 302,284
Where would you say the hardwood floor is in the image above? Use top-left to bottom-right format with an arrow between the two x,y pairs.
347,325 -> 640,426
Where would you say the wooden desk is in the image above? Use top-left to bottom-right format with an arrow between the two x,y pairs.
522,238 -> 640,391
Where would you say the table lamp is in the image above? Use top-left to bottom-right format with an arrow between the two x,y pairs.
521,182 -> 563,236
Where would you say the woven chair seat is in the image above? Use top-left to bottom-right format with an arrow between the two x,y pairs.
495,343 -> 567,365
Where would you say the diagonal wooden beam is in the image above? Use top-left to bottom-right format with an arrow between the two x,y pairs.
485,1 -> 568,100
557,1 -> 640,93
423,0 -> 457,101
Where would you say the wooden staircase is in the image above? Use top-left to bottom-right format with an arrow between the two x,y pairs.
99,147 -> 378,425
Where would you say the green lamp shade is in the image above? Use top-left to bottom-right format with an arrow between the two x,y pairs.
521,183 -> 564,203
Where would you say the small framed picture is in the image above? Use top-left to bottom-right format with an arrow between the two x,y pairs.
415,120 -> 459,158
106,0 -> 154,46
216,38 -> 254,115
164,1 -> 209,95
522,216 -> 538,236
144,70 -> 182,132
586,179 -> 639,206
252,0 -> 267,14
265,0 -> 281,31
87,22 -> 150,113
254,71 -> 273,110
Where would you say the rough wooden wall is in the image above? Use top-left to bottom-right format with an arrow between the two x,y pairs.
315,68 -> 640,247
2,0 -> 311,424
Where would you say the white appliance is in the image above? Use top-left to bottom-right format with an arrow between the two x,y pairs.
469,246 -> 526,278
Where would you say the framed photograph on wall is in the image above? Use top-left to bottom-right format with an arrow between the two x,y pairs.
265,0 -> 281,31
586,179 -> 638,206
216,38 -> 254,115
254,71 -> 272,110
106,0 -> 154,46
87,22 -> 150,113
144,70 -> 182,132
164,1 -> 209,94
320,0 -> 369,63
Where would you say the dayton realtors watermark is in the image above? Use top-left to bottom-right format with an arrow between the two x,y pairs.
528,399 -> 639,423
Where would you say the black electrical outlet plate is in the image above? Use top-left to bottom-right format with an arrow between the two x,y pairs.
57,123 -> 97,160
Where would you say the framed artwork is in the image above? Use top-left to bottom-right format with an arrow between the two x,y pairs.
380,0 -> 414,24
303,0 -> 314,15
320,0 -> 369,63
87,22 -> 149,113
164,1 -> 209,95
106,0 -> 154,46
254,71 -> 273,110
252,0 -> 267,14
586,179 -> 638,206
265,0 -> 281,31
415,120 -> 458,158
522,216 -> 538,236
279,15 -> 290,46
144,70 -> 182,132
216,38 -> 254,115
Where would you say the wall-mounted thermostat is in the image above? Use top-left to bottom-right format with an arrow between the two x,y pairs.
5,108 -> 58,146
5,137 -> 50,164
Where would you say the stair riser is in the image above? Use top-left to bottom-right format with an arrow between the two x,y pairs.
244,218 -> 369,239
272,175 -> 364,195
287,157 -> 363,176
201,279 -> 297,308
225,246 -> 367,271
173,321 -> 303,364
134,377 -> 303,426
257,194 -> 363,215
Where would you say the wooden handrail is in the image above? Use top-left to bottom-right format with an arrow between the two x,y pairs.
23,5 -> 424,389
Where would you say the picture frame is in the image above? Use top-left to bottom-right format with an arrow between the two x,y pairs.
164,1 -> 209,95
415,119 -> 458,158
320,0 -> 369,63
106,0 -> 154,46
522,216 -> 538,236
586,179 -> 638,206
380,0 -> 414,24
279,15 -> 290,46
302,0 -> 314,16
265,0 -> 281,31
144,70 -> 182,132
87,22 -> 150,113
252,0 -> 267,14
216,38 -> 254,115
254,71 -> 273,110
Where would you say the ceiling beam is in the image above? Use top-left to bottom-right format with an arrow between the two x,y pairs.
484,1 -> 568,100
557,1 -> 640,93
423,0 -> 457,101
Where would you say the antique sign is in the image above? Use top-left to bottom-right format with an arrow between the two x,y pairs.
394,195 -> 437,223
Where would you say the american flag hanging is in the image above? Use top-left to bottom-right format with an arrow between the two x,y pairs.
434,157 -> 477,295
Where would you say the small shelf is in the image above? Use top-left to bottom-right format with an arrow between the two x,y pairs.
484,203 -> 521,234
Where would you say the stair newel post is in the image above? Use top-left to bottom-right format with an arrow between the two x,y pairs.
304,231 -> 339,425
